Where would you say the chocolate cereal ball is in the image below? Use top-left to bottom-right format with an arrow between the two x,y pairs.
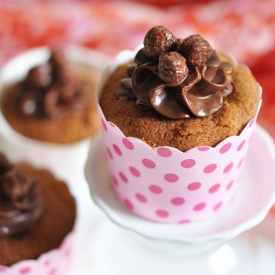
179,34 -> 212,66
158,52 -> 188,84
144,26 -> 176,60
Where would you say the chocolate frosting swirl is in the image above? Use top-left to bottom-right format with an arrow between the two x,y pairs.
17,49 -> 91,119
121,33 -> 234,119
0,153 -> 43,238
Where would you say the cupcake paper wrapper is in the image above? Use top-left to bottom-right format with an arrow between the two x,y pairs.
96,49 -> 262,224
0,231 -> 74,275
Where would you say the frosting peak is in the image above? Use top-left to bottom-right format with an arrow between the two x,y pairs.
18,49 -> 92,120
0,153 -> 43,238
121,27 -> 234,119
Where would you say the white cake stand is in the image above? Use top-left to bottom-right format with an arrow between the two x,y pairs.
85,124 -> 275,255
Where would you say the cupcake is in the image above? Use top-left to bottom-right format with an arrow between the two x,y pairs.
97,26 -> 262,223
0,152 -> 76,272
0,46 -> 109,182
0,48 -> 100,144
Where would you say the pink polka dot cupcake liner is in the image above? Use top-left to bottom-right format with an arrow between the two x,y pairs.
96,49 -> 262,224
0,232 -> 74,275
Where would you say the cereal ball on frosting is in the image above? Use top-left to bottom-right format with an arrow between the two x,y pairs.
26,64 -> 52,89
158,52 -> 188,84
179,34 -> 212,66
144,26 -> 176,60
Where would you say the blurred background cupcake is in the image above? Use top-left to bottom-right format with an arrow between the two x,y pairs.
1,48 -> 100,144
0,152 -> 76,272
0,45 -> 110,183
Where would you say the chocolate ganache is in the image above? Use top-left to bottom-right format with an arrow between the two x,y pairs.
121,26 -> 234,119
0,153 -> 43,238
17,49 -> 92,119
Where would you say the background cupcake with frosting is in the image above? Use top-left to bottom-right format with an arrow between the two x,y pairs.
0,46 -> 110,183
1,49 -> 100,144
95,26 -> 262,223
0,152 -> 76,273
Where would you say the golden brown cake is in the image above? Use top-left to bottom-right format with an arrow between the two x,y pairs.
0,153 -> 76,266
0,49 -> 101,144
100,27 -> 260,152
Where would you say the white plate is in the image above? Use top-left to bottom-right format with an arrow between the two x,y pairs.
85,124 -> 275,246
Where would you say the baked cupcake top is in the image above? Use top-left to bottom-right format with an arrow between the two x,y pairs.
100,26 -> 261,152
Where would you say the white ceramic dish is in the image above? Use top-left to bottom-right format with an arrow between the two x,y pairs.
0,46 -> 111,185
85,124 -> 275,247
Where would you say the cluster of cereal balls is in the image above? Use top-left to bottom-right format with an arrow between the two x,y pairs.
143,26 -> 212,84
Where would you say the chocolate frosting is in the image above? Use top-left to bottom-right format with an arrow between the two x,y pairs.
121,36 -> 234,119
17,50 -> 91,119
0,153 -> 43,238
